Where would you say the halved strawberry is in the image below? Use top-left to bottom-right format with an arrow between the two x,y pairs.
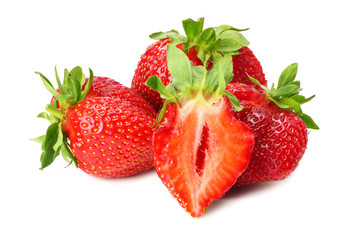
146,45 -> 255,217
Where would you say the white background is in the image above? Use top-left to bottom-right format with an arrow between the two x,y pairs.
1,0 -> 359,239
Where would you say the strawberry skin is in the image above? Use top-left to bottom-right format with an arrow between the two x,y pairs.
131,39 -> 173,112
87,76 -> 156,118
228,83 -> 307,185
232,46 -> 267,87
153,99 -> 254,217
237,107 -> 307,185
64,97 -> 155,178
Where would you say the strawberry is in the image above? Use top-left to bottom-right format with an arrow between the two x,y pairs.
131,17 -> 266,112
32,67 -> 156,177
226,63 -> 319,186
146,45 -> 255,217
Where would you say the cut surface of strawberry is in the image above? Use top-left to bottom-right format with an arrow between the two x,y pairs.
154,99 -> 254,217
146,44 -> 254,217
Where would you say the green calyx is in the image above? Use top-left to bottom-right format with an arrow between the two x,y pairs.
31,66 -> 93,170
248,63 -> 319,130
150,17 -> 249,67
36,66 -> 93,112
145,44 -> 242,123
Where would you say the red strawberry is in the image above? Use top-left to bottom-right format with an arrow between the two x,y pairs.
33,67 -> 156,177
146,45 -> 255,217
131,18 -> 266,112
226,63 -> 319,186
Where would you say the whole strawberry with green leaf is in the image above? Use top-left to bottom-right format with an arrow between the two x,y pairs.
131,17 -> 266,112
226,63 -> 319,186
146,44 -> 255,217
32,67 -> 156,178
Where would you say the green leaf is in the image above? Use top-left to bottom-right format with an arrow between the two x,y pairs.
150,30 -> 180,40
197,28 -> 216,46
53,122 -> 64,151
206,61 -> 224,93
269,97 -> 291,109
206,55 -> 233,95
37,112 -> 50,120
45,104 -> 65,120
271,84 -> 301,98
80,68 -> 93,102
30,135 -> 45,144
157,98 -> 174,123
166,44 -> 192,91
197,47 -> 211,66
215,24 -> 249,36
278,97 -> 302,114
165,83 -> 178,97
292,80 -> 301,88
69,66 -> 83,82
61,140 -> 78,168
223,90 -> 243,111
36,71 -> 61,99
41,122 -> 59,151
291,95 -> 315,104
218,55 -> 234,84
278,63 -> 298,88
207,39 -> 221,51
150,30 -> 186,46
299,113 -> 320,130
219,30 -> 249,48
55,66 -> 65,94
69,66 -> 83,102
210,51 -> 223,63
145,75 -> 175,99
191,65 -> 206,88
63,69 -> 77,100
218,38 -> 243,52
40,122 -> 61,169
182,18 -> 204,42
247,74 -> 269,92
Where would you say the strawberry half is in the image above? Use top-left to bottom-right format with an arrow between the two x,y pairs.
146,45 -> 255,217
131,18 -> 266,112
32,67 -> 156,177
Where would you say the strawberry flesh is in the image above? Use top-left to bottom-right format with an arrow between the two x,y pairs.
153,99 -> 254,217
